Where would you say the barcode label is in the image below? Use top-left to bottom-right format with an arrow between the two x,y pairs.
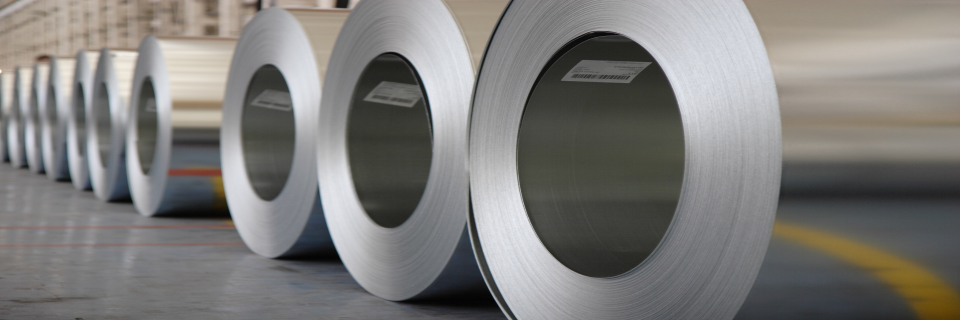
249,89 -> 292,111
362,81 -> 422,108
143,98 -> 157,113
561,60 -> 652,84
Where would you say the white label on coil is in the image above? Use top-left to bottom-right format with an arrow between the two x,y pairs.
249,89 -> 293,111
143,98 -> 156,113
561,60 -> 652,84
362,81 -> 422,108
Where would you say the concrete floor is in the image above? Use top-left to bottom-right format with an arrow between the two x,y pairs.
1,164 -> 957,319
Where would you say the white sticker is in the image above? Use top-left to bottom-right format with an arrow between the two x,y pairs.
560,60 -> 652,84
362,81 -> 422,108
143,98 -> 156,113
249,89 -> 293,111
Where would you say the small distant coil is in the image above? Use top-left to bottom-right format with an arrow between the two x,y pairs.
318,0 -> 508,301
7,66 -> 32,168
1,72 -> 13,162
88,48 -> 138,201
67,50 -> 100,190
25,62 -> 49,174
42,56 -> 76,181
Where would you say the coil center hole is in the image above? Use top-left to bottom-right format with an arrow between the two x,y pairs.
347,53 -> 433,229
136,77 -> 158,174
94,82 -> 112,167
241,65 -> 296,201
73,83 -> 86,156
517,34 -> 685,278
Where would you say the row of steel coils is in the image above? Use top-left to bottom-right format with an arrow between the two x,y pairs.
0,1 -> 782,319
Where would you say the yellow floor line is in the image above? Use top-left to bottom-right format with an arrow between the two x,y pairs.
774,221 -> 960,320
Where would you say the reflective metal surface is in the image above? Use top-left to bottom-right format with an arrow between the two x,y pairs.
469,1 -> 780,319
88,49 -> 137,202
347,53 -> 432,228
0,72 -> 11,162
221,8 -> 349,258
7,66 -> 31,168
67,50 -> 99,191
25,62 -> 48,173
43,56 -> 76,181
517,34 -> 684,278
126,36 -> 234,216
318,0 -> 507,302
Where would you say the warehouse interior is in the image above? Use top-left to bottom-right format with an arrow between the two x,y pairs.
1,0 -> 958,319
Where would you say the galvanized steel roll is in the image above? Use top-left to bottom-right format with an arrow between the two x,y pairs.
221,8 -> 349,258
25,62 -> 49,174
67,50 -> 100,190
1,72 -> 12,162
127,36 -> 236,216
88,48 -> 138,201
7,66 -> 32,168
317,0 -> 507,301
468,1 -> 781,319
42,57 -> 76,181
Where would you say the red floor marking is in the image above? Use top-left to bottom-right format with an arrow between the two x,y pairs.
0,224 -> 234,230
168,168 -> 222,176
0,242 -> 245,248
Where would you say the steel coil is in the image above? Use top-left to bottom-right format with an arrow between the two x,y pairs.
221,8 -> 349,258
127,36 -> 236,216
1,72 -> 12,162
317,0 -> 507,301
468,1 -> 781,319
7,66 -> 32,168
88,49 -> 138,201
67,50 -> 100,190
25,62 -> 49,174
42,56 -> 76,181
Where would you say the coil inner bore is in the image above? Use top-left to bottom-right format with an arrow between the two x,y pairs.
73,83 -> 86,156
94,82 -> 112,166
241,64 -> 296,201
30,91 -> 41,152
45,86 -> 56,139
136,78 -> 158,174
347,53 -> 432,229
517,34 -> 685,278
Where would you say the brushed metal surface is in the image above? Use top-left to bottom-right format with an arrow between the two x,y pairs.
221,8 -> 349,258
88,48 -> 137,202
469,1 -> 780,319
66,50 -> 100,191
318,0 -> 507,301
42,56 -> 76,181
126,36 -> 235,216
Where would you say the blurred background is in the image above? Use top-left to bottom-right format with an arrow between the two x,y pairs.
0,0 -> 958,319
